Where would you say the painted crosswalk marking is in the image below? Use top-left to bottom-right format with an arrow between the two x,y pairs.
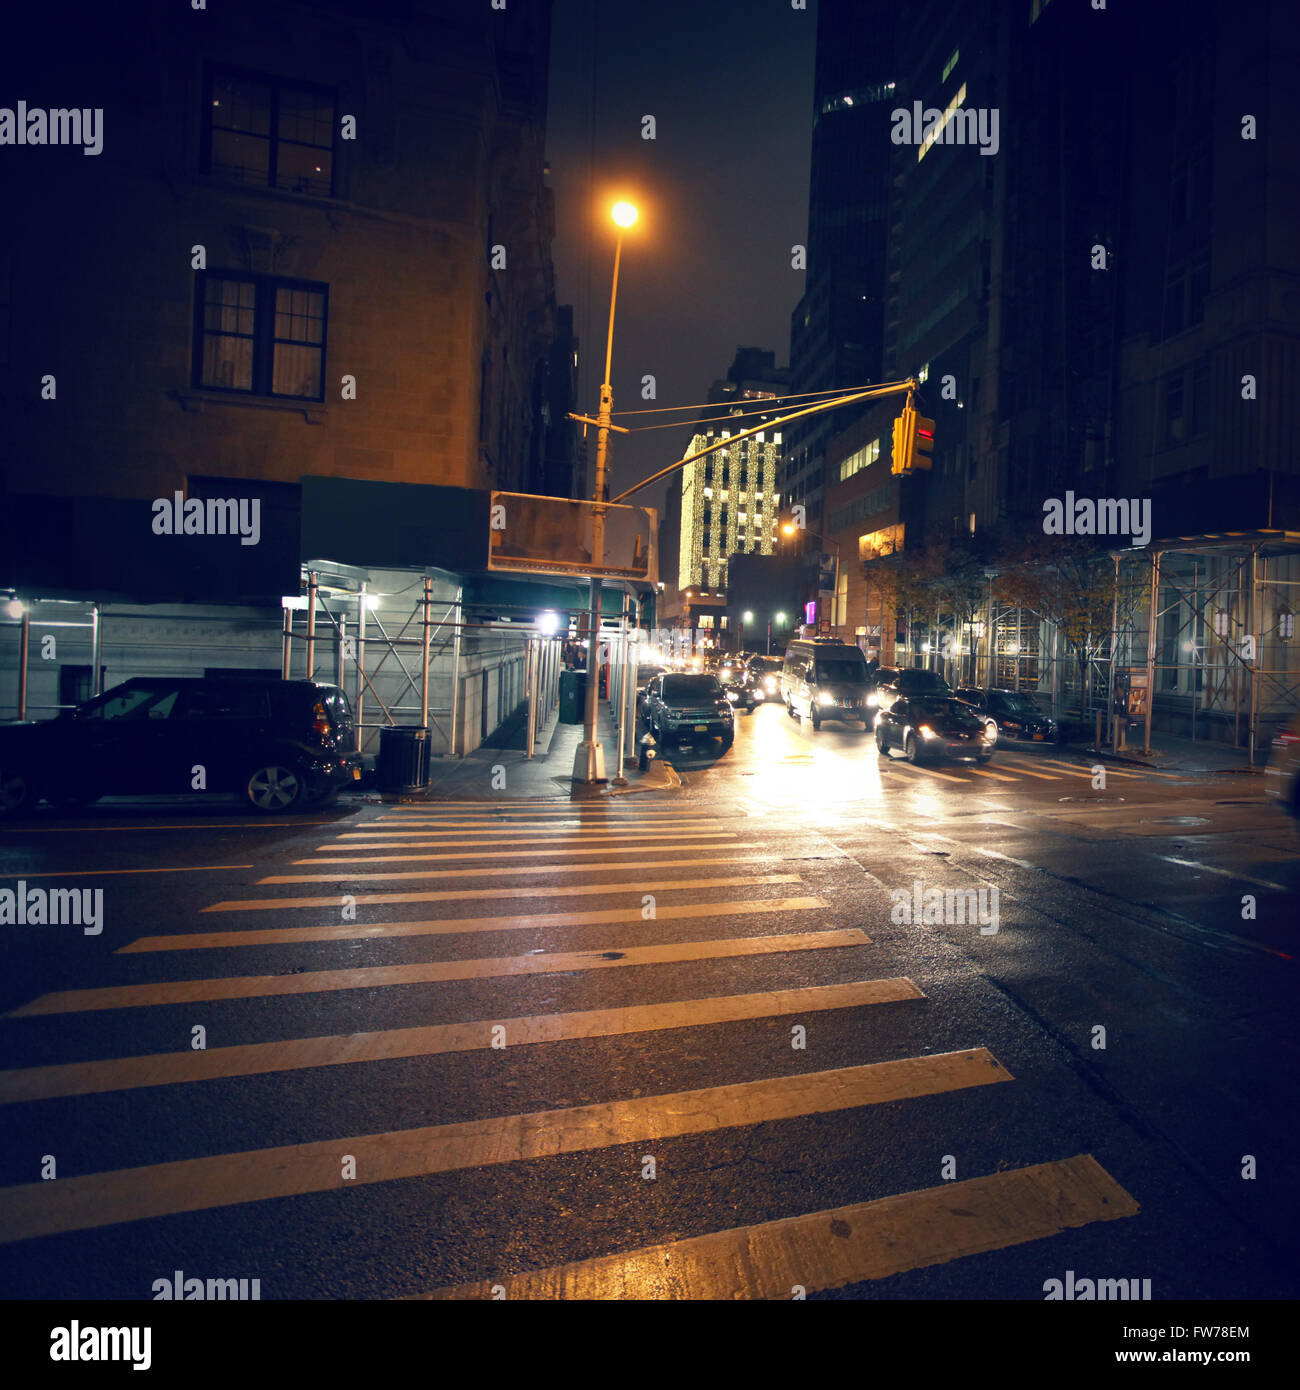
200,874 -> 802,913
8,929 -> 874,1017
418,1155 -> 1137,1299
118,896 -> 829,953
323,831 -> 742,850
0,1049 -> 1011,1244
309,842 -> 765,861
0,980 -> 924,1102
266,854 -> 774,883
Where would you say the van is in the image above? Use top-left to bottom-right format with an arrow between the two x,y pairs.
780,638 -> 873,729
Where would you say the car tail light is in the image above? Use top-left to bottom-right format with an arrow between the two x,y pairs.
312,701 -> 331,740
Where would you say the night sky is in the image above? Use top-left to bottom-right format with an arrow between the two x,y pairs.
546,0 -> 817,519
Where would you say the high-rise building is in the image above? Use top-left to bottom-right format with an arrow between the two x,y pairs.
676,349 -> 788,594
785,0 -> 897,530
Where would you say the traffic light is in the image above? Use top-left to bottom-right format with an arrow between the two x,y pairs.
890,405 -> 936,475
913,414 -> 935,470
891,408 -> 914,475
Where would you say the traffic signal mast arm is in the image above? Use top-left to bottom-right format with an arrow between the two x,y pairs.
607,378 -> 919,503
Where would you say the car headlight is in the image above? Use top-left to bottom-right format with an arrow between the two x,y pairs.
867,693 -> 879,707
765,676 -> 778,690
985,721 -> 998,741
918,724 -> 938,739
817,691 -> 835,705
726,689 -> 739,702
752,690 -> 764,702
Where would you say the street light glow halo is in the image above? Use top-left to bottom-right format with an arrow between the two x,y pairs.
611,201 -> 638,228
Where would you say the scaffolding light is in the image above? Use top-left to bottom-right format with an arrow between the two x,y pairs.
537,610 -> 560,636
362,594 -> 382,609
4,598 -> 25,620
281,596 -> 308,610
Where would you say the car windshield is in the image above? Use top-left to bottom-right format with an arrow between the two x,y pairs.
914,698 -> 979,723
902,671 -> 949,687
750,658 -> 781,673
993,693 -> 1043,715
815,659 -> 867,683
662,675 -> 722,701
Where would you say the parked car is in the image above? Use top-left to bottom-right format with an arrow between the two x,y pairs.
780,639 -> 873,728
955,687 -> 1058,744
0,676 -> 362,816
1264,713 -> 1300,819
875,695 -> 995,763
642,672 -> 734,750
869,667 -> 953,714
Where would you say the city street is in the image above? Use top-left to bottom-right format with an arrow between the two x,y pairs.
0,702 -> 1294,1300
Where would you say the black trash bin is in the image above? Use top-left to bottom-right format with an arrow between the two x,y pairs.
559,669 -> 588,724
378,725 -> 432,793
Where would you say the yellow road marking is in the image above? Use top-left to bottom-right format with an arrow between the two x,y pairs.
988,759 -> 1063,781
0,979 -> 923,1102
309,842 -> 762,861
421,1155 -> 1137,1299
118,896 -> 829,953
268,855 -> 772,882
882,759 -> 968,785
963,765 -> 1021,783
0,1049 -> 1010,1243
332,828 -> 739,842
201,874 -> 800,913
1039,759 -> 1140,780
8,929 -> 874,1016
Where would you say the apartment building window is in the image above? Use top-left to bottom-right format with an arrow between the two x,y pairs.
204,68 -> 336,197
1165,374 -> 1186,443
194,272 -> 328,400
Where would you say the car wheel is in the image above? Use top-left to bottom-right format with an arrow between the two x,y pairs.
720,733 -> 734,752
875,728 -> 888,754
244,761 -> 306,813
810,710 -> 821,730
904,734 -> 920,764
786,699 -> 796,719
0,766 -> 36,816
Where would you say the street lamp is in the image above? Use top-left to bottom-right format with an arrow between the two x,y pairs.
574,199 -> 639,783
741,610 -> 753,653
768,611 -> 788,655
782,521 -> 840,636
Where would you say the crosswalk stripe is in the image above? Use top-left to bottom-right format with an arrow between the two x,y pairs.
988,759 -> 1063,781
200,874 -> 801,913
373,808 -> 702,820
419,1154 -> 1137,1299
1039,758 -> 1140,779
362,819 -> 724,831
8,929 -> 874,1017
266,855 -> 774,883
0,1049 -> 1010,1243
118,896 -> 829,953
963,765 -> 1021,783
327,831 -> 742,847
0,979 -> 924,1103
881,760 -> 968,785
308,842 -> 764,861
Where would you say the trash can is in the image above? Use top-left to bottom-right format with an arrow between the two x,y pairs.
559,668 -> 587,724
378,725 -> 431,793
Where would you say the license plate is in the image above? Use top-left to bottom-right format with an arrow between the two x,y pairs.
694,724 -> 708,732
352,766 -> 362,780
1033,733 -> 1044,741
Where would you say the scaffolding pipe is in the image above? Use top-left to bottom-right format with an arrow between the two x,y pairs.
305,571 -> 318,682
355,586 -> 366,753
421,577 -> 432,726
525,638 -> 537,760
90,604 -> 103,695
450,585 -> 463,757
1143,550 -> 1160,755
17,606 -> 30,720
281,607 -> 292,680
1249,547 -> 1260,765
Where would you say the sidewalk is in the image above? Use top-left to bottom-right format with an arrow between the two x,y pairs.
393,702 -> 679,803
1081,727 -> 1267,775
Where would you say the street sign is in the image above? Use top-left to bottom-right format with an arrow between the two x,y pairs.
488,492 -> 658,583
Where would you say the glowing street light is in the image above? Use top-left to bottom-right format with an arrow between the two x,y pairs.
611,201 -> 639,228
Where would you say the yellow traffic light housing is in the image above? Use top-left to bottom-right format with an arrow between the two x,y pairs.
891,403 -> 935,475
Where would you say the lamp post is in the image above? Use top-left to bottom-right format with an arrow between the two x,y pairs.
574,200 -> 638,784
782,522 -> 840,636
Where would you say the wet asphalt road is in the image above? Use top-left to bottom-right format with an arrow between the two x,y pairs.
0,701 -> 1296,1300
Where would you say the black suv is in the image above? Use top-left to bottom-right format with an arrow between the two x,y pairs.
870,667 -> 953,713
0,676 -> 362,815
642,672 -> 735,750
955,687 -> 1059,744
